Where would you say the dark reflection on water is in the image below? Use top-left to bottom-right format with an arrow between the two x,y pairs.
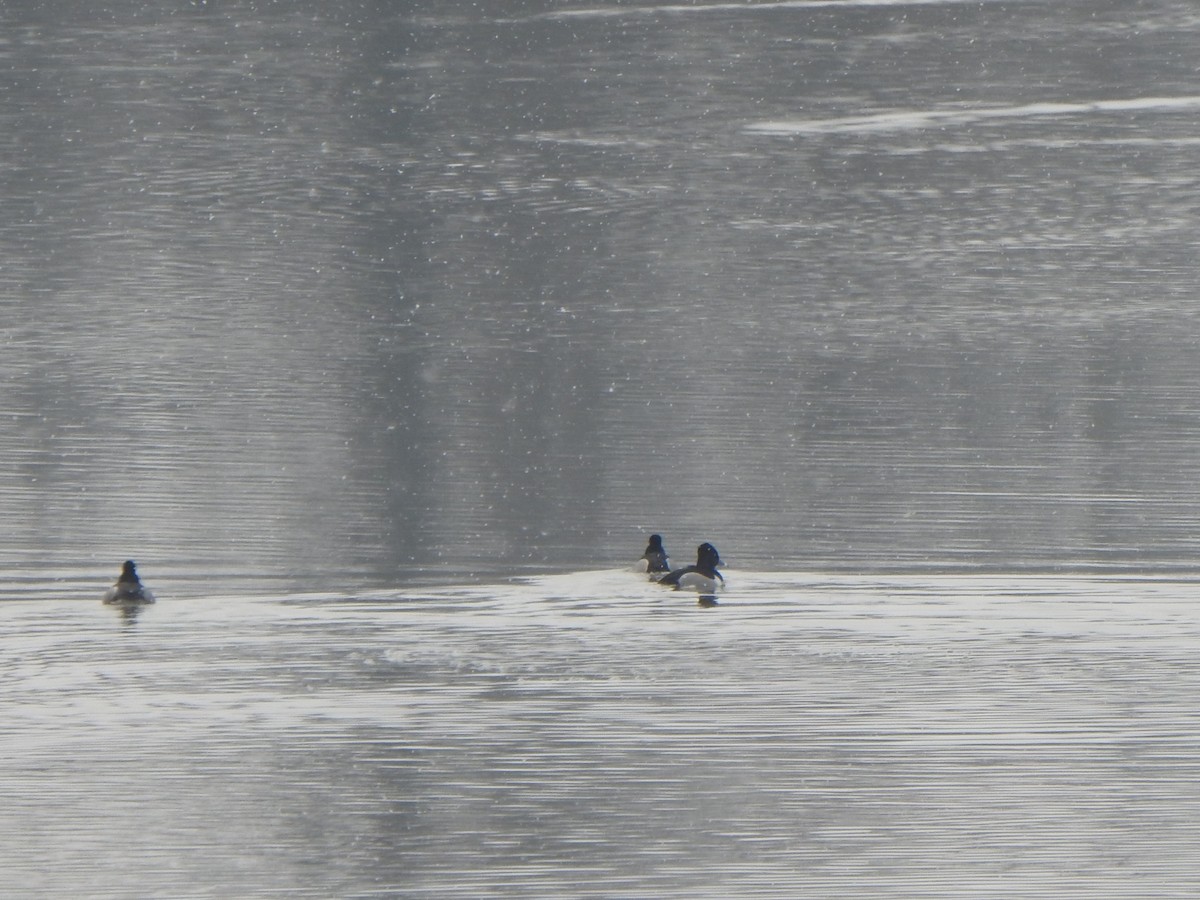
105,598 -> 150,627
5,0 -> 1200,592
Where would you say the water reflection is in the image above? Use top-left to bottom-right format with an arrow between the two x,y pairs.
105,597 -> 151,626
3,0 -> 1200,594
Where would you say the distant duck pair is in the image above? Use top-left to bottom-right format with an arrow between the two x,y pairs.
102,560 -> 155,605
637,535 -> 724,593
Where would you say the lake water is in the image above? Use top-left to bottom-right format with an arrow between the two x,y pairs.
5,0 -> 1200,895
9,572 -> 1200,897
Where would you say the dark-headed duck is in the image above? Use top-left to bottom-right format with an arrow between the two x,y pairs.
635,533 -> 671,576
102,560 -> 155,605
658,542 -> 724,593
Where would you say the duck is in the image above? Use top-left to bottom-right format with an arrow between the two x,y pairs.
635,533 -> 671,576
657,542 -> 724,593
102,560 -> 156,605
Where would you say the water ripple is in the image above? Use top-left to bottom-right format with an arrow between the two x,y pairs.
4,573 -> 1200,896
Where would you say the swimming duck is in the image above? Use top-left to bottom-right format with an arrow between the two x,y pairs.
635,534 -> 671,576
658,542 -> 724,593
102,560 -> 155,605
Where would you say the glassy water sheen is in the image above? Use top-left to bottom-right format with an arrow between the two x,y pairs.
8,573 -> 1200,898
6,0 -> 1200,894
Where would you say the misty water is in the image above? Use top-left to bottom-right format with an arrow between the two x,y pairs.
5,0 -> 1200,895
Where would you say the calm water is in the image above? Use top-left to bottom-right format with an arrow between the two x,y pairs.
5,0 -> 1200,894
9,572 -> 1200,897
4,0 -> 1200,585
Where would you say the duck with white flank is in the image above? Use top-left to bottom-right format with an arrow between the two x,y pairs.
635,534 -> 671,577
102,560 -> 156,605
657,542 -> 724,594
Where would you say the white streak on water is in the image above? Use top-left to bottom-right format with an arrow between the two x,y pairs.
523,0 -> 1020,22
4,572 -> 1200,896
746,96 -> 1200,136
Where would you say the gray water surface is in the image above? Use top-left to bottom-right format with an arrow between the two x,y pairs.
5,0 -> 1200,585
9,572 -> 1200,897
6,0 -> 1200,895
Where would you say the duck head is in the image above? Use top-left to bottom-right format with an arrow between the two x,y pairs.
118,560 -> 140,584
696,543 -> 722,570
